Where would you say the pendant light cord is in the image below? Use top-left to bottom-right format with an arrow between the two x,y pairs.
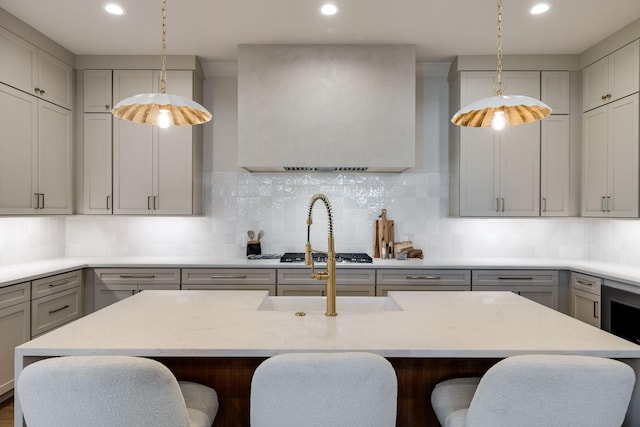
494,0 -> 505,96
160,0 -> 167,94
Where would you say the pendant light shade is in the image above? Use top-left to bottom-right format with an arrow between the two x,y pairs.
111,0 -> 212,128
452,0 -> 551,129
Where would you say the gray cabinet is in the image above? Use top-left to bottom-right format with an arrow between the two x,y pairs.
182,268 -> 276,295
472,270 -> 559,310
277,268 -> 375,297
376,269 -> 471,296
0,282 -> 30,396
570,272 -> 601,328
94,268 -> 180,310
31,270 -> 83,337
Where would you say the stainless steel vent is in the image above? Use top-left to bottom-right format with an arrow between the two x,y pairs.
283,167 -> 369,172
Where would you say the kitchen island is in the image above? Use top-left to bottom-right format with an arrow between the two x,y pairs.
14,290 -> 640,426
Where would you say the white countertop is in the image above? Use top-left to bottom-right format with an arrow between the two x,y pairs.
16,290 -> 640,358
3,256 -> 640,289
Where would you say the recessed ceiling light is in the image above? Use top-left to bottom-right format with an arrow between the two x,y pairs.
320,3 -> 338,16
529,3 -> 550,15
105,3 -> 124,15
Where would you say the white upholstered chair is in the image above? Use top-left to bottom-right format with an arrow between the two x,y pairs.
17,355 -> 219,427
250,352 -> 397,427
431,354 -> 636,427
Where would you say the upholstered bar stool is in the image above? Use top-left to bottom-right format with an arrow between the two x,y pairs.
17,355 -> 219,427
431,354 -> 635,427
250,352 -> 398,427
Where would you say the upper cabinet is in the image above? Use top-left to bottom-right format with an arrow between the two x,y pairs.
83,70 -> 113,113
0,26 -> 72,110
583,40 -> 639,112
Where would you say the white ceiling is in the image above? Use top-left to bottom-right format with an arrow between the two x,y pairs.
1,0 -> 640,64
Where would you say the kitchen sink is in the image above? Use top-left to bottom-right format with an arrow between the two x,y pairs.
257,296 -> 403,312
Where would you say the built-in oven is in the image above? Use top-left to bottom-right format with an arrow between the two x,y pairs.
602,281 -> 640,345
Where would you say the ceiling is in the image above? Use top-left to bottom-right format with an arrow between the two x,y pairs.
1,0 -> 640,64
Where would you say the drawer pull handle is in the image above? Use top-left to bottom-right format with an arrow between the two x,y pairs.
497,277 -> 534,280
594,301 -> 599,319
576,279 -> 593,287
48,280 -> 70,288
49,305 -> 70,314
406,276 -> 441,280
210,275 -> 248,279
119,275 -> 156,279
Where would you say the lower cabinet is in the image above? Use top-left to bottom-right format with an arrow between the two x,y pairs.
472,270 -> 559,310
570,272 -> 602,328
94,268 -> 180,311
181,268 -> 276,295
31,270 -> 83,337
276,269 -> 375,296
376,269 -> 471,296
0,282 -> 30,396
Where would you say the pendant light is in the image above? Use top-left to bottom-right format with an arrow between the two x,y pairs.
112,0 -> 212,128
451,0 -> 551,129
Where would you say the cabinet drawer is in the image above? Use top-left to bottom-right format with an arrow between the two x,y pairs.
182,283 -> 276,295
95,268 -> 180,285
0,281 -> 30,310
376,269 -> 471,287
182,269 -> 276,286
31,286 -> 82,337
32,270 -> 82,299
276,284 -> 375,297
377,284 -> 470,296
278,269 -> 375,286
571,272 -> 602,295
472,270 -> 558,287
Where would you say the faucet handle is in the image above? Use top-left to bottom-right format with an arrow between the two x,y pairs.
304,241 -> 312,265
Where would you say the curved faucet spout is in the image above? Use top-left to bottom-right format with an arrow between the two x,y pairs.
305,193 -> 337,316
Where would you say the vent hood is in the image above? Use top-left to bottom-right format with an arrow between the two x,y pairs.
237,44 -> 416,172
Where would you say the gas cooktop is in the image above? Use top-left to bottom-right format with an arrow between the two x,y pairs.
280,252 -> 373,263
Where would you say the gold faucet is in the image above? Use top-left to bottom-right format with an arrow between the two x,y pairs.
305,193 -> 337,316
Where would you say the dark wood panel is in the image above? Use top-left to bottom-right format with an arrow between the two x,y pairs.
155,357 -> 501,427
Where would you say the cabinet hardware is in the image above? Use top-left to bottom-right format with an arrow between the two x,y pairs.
406,276 -> 441,280
542,197 -> 547,212
594,301 -> 599,319
210,275 -> 248,279
119,275 -> 156,279
606,196 -> 611,212
147,196 -> 152,210
153,196 -> 158,210
34,87 -> 45,95
105,104 -> 110,110
576,279 -> 593,287
39,193 -> 45,209
601,196 -> 606,212
33,193 -> 39,209
498,277 -> 533,280
48,280 -> 70,288
496,198 -> 500,213
106,195 -> 111,210
48,305 -> 69,314
501,198 -> 505,212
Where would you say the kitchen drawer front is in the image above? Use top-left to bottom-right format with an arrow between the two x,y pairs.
95,268 -> 181,285
0,281 -> 30,310
377,284 -> 470,296
182,269 -> 276,286
376,269 -> 471,287
472,270 -> 558,287
571,272 -> 602,295
32,270 -> 82,300
31,286 -> 82,337
278,269 -> 375,286
277,284 -> 375,297
182,283 -> 276,295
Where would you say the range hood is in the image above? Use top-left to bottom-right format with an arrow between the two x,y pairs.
237,44 -> 416,172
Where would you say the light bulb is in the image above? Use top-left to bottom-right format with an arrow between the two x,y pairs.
491,111 -> 507,130
104,4 -> 124,15
157,109 -> 172,128
320,3 -> 338,15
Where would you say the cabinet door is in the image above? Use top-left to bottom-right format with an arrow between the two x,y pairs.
38,100 -> 72,213
31,286 -> 82,337
583,56 -> 609,112
609,40 -> 639,104
541,71 -> 570,115
607,95 -> 639,217
516,286 -> 558,310
84,114 -> 113,213
499,123 -> 540,216
0,26 -> 37,97
84,69 -> 113,113
94,283 -> 137,311
581,107 -> 609,216
37,50 -> 72,110
459,127 -> 498,216
571,288 -> 601,328
0,301 -> 30,396
541,116 -> 570,216
0,84 -> 37,214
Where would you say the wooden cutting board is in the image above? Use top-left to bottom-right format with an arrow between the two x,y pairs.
374,209 -> 394,258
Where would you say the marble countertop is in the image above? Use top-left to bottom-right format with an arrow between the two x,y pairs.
3,256 -> 640,289
16,290 -> 640,358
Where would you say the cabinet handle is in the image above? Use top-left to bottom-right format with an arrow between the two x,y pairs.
33,193 -> 40,209
48,280 -> 70,288
406,276 -> 441,280
39,193 -> 45,209
542,197 -> 547,212
119,275 -> 156,279
601,95 -> 607,100
147,196 -> 152,210
501,198 -> 505,212
601,196 -> 606,212
105,104 -> 110,110
40,89 -> 45,95
594,301 -> 599,319
49,305 -> 69,314
576,279 -> 593,287
606,196 -> 611,212
210,275 -> 248,279
153,196 -> 158,210
496,198 -> 500,212
498,277 -> 534,280
106,195 -> 111,210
